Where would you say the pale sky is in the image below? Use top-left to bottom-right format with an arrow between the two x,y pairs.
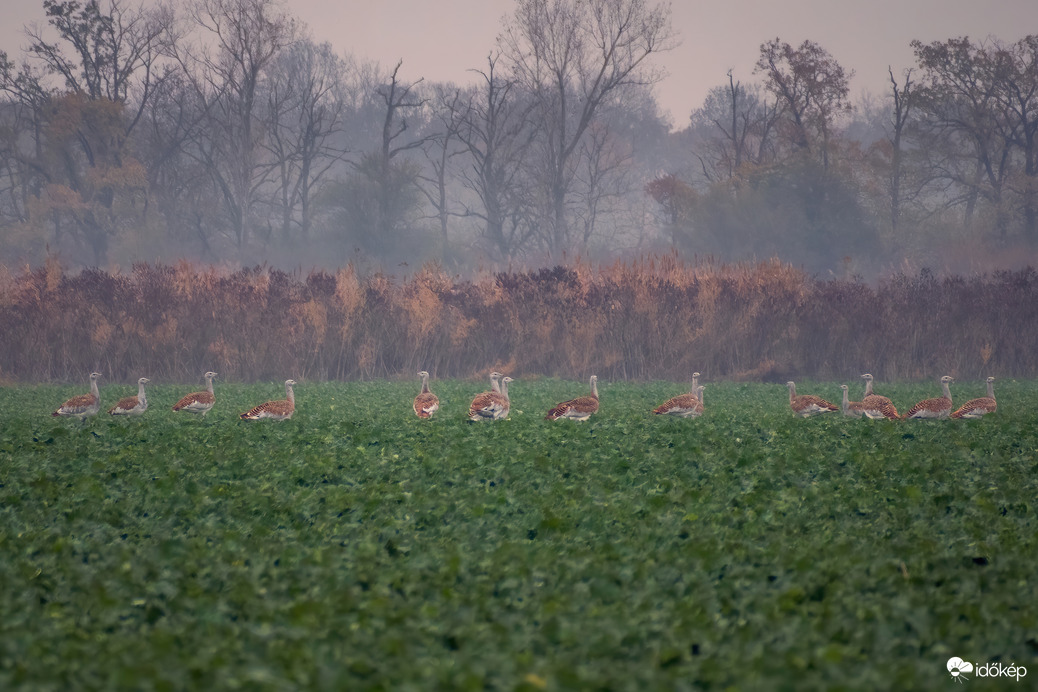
3,0 -> 1037,127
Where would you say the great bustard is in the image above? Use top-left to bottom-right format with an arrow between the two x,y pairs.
545,375 -> 599,421
240,379 -> 297,421
951,376 -> 996,419
172,371 -> 217,416
413,370 -> 439,419
786,381 -> 838,417
839,384 -> 865,418
109,377 -> 150,416
469,375 -> 512,421
903,376 -> 954,419
53,372 -> 102,421
860,373 -> 900,420
653,372 -> 703,418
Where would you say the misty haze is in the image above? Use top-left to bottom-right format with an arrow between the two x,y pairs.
2,0 -> 1037,278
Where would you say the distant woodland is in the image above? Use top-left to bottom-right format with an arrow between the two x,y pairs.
2,0 -> 1038,277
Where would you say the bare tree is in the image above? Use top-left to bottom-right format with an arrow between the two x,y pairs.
261,39 -> 349,243
996,36 -> 1038,241
26,0 -> 166,136
165,0 -> 298,254
572,120 -> 632,252
368,60 -> 430,251
417,84 -> 467,262
454,53 -> 538,261
326,60 -> 430,259
500,0 -> 676,257
755,38 -> 853,169
886,66 -> 913,233
689,72 -> 779,183
911,37 -> 1018,237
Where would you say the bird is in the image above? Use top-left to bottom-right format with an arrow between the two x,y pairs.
172,371 -> 218,416
839,384 -> 865,418
545,375 -> 600,421
108,377 -> 150,416
653,372 -> 703,418
786,381 -> 838,417
469,375 -> 513,421
240,379 -> 297,420
903,375 -> 954,419
951,376 -> 997,419
413,370 -> 439,419
466,372 -> 502,420
860,373 -> 901,420
53,372 -> 102,421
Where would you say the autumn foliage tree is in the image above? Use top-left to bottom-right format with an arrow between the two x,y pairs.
0,0 -> 162,264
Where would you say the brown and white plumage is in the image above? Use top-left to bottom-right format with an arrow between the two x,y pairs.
653,373 -> 703,418
53,372 -> 102,421
839,384 -> 865,418
413,370 -> 439,419
240,379 -> 297,421
173,371 -> 217,416
951,376 -> 997,419
546,375 -> 599,421
903,375 -> 954,420
109,377 -> 150,416
787,381 -> 838,417
469,375 -> 512,421
860,373 -> 901,420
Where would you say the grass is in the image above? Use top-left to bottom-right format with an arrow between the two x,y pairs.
1,378 -> 1036,690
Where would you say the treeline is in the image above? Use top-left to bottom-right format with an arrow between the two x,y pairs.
2,258 -> 1035,383
2,1 -> 1037,276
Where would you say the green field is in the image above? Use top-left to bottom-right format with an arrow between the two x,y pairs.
1,378 -> 1036,690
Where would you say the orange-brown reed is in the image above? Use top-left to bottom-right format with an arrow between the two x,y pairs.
1,257 -> 1035,383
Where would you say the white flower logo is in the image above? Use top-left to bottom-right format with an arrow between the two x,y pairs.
947,657 -> 973,683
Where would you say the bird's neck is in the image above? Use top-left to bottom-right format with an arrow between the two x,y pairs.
863,378 -> 873,396
90,379 -> 99,398
286,384 -> 294,404
987,379 -> 995,399
138,381 -> 147,402
941,380 -> 952,401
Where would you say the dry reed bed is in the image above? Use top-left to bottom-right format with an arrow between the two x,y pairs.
0,257 -> 1035,383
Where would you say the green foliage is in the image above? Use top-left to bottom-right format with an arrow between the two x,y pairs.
1,379 -> 1036,689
